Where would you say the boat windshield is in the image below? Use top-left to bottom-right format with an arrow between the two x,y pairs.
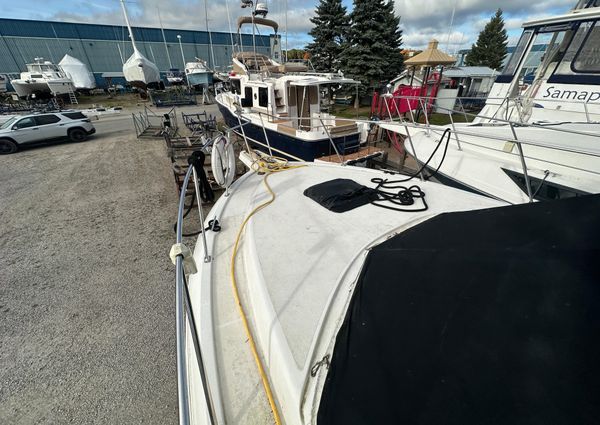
1,117 -> 18,129
556,21 -> 600,73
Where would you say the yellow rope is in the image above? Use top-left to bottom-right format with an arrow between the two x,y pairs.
229,160 -> 304,425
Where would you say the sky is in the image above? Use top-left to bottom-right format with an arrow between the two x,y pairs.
2,0 -> 576,52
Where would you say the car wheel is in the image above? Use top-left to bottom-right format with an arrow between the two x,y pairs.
0,138 -> 17,154
68,128 -> 88,143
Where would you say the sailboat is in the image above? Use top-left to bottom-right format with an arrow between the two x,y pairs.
59,54 -> 96,90
119,0 -> 160,89
382,0 -> 600,204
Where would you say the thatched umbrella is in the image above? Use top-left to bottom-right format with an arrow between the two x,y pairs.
403,39 -> 455,117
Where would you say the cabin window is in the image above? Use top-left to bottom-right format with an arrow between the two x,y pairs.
572,22 -> 600,72
232,79 -> 241,94
502,168 -> 589,201
258,87 -> 268,107
496,30 -> 533,83
549,20 -> 600,83
242,87 -> 253,107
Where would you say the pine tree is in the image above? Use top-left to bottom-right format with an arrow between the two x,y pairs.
465,9 -> 508,70
307,0 -> 350,72
340,0 -> 403,95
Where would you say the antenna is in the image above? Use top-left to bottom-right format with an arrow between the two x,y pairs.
158,8 -> 173,69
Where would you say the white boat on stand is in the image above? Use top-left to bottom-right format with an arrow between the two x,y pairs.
11,58 -> 75,98
119,0 -> 160,89
58,54 -> 96,90
172,133 -> 600,424
381,0 -> 600,204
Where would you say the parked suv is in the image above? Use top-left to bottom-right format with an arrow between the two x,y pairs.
0,111 -> 96,154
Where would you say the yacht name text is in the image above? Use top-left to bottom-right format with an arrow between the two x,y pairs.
543,86 -> 600,102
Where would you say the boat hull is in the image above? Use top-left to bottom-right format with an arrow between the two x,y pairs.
187,72 -> 213,87
217,102 -> 360,161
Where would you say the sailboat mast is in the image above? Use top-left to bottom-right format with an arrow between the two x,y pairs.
204,0 -> 216,69
120,0 -> 138,52
285,0 -> 288,62
158,9 -> 173,69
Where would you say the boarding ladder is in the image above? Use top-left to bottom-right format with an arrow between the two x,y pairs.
68,88 -> 78,105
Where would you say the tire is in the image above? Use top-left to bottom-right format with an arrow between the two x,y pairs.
68,128 -> 88,143
0,138 -> 17,154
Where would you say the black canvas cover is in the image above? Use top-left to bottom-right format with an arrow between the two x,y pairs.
318,194 -> 600,425
304,178 -> 379,213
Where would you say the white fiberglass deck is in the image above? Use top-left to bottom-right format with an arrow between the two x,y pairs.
185,162 -> 503,425
380,122 -> 600,204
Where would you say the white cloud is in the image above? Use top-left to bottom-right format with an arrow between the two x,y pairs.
41,0 -> 574,51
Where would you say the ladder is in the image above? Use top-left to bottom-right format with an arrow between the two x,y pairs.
68,87 -> 78,105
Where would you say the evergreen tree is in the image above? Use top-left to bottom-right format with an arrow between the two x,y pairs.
307,0 -> 350,72
465,9 -> 508,70
340,0 -> 403,95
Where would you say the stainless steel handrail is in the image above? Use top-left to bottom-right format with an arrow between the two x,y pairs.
175,166 -> 218,425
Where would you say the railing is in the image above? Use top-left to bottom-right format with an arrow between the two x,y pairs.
354,95 -> 600,202
174,165 -> 217,425
132,106 -> 179,138
381,93 -> 600,125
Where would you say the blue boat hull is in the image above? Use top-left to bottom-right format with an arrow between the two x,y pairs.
217,103 -> 360,162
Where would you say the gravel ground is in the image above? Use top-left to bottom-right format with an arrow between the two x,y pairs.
0,117 -> 180,424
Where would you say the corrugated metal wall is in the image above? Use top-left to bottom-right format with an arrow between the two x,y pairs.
0,18 -> 273,80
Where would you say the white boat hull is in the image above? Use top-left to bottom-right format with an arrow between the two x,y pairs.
123,50 -> 160,88
381,122 -> 600,204
11,78 -> 74,97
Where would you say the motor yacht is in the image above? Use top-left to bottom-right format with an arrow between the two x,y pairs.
382,0 -> 600,204
10,58 -> 75,98
185,59 -> 213,87
172,141 -> 600,424
215,15 -> 368,161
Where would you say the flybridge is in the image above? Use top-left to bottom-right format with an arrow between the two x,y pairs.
542,85 -> 600,102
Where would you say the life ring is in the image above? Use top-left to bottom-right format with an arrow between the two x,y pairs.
211,135 -> 236,187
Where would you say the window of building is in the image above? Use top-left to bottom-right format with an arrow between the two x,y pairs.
258,87 -> 268,108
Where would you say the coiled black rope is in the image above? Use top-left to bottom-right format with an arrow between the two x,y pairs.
188,151 -> 215,203
173,152 -> 218,237
369,128 -> 453,212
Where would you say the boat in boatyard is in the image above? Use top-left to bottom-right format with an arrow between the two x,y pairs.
10,58 -> 75,98
185,59 -> 214,87
381,0 -> 600,204
172,142 -> 600,424
216,15 -> 367,161
119,0 -> 161,90
167,69 -> 186,85
58,54 -> 96,90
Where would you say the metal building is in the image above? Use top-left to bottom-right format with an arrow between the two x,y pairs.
0,18 -> 279,87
